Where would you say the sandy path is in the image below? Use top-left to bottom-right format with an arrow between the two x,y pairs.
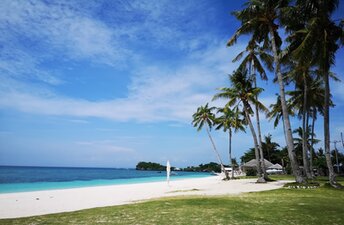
0,176 -> 289,219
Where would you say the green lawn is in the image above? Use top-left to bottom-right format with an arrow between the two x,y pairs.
1,177 -> 343,225
239,174 -> 296,180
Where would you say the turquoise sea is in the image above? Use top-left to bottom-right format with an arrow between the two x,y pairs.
0,166 -> 211,193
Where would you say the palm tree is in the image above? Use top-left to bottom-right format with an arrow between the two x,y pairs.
215,106 -> 246,179
304,78 -> 325,177
267,94 -> 295,139
213,68 -> 268,183
233,39 -> 273,81
286,63 -> 317,179
232,39 -> 273,179
228,0 -> 304,183
293,126 -> 320,169
262,134 -> 280,163
286,0 -> 343,187
293,127 -> 307,165
192,103 -> 229,179
288,75 -> 329,178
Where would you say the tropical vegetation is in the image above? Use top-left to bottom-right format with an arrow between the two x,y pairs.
136,162 -> 168,171
192,0 -> 343,188
182,162 -> 224,173
192,103 -> 230,179
213,68 -> 269,182
214,106 -> 245,178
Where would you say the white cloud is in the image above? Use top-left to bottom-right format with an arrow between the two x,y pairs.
0,0 -> 248,123
0,76 -> 211,123
0,0 -> 224,89
0,42 -> 242,123
118,0 -> 218,51
0,47 -> 63,85
75,140 -> 134,154
0,0 -> 136,88
0,0 -> 125,64
66,119 -> 90,124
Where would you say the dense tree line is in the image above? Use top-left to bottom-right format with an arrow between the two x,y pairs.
193,0 -> 343,187
183,162 -> 238,173
136,162 -> 167,171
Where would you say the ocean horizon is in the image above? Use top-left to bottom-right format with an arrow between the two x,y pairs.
0,165 -> 212,193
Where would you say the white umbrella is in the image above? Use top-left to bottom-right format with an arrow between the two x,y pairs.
166,160 -> 171,185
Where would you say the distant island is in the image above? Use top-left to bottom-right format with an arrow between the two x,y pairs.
136,161 -> 221,172
136,162 -> 168,171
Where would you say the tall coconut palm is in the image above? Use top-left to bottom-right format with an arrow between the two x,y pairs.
213,68 -> 268,183
287,0 -> 343,187
215,106 -> 246,179
305,78 -> 325,177
232,39 -> 273,179
233,39 -> 273,81
307,77 -> 336,177
192,103 -> 229,179
286,62 -> 317,179
228,0 -> 305,183
288,75 -> 330,178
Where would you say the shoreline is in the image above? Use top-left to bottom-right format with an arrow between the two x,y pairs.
0,173 -> 211,194
0,176 -> 289,219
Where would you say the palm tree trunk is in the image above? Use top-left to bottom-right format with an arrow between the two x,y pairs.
243,102 -> 265,183
302,78 -> 312,179
206,126 -> 229,180
310,109 -> 316,178
269,26 -> 304,183
323,71 -> 338,187
306,110 -> 313,179
229,129 -> 234,179
252,73 -> 268,179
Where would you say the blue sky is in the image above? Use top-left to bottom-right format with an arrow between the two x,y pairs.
0,0 -> 343,168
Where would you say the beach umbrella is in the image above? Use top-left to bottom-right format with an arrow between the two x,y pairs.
166,160 -> 171,185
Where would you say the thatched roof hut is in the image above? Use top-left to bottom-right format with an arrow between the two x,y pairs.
242,159 -> 274,170
268,163 -> 283,169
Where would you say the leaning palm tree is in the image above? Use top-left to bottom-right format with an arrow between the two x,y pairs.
213,68 -> 269,183
233,39 -> 273,179
192,103 -> 229,179
228,0 -> 304,183
215,106 -> 246,179
286,0 -> 343,187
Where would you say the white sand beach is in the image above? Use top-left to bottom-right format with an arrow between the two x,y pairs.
0,176 -> 289,219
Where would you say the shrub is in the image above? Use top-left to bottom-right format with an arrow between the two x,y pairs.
246,168 -> 257,176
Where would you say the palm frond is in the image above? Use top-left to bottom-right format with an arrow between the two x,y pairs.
232,51 -> 245,63
227,22 -> 253,47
